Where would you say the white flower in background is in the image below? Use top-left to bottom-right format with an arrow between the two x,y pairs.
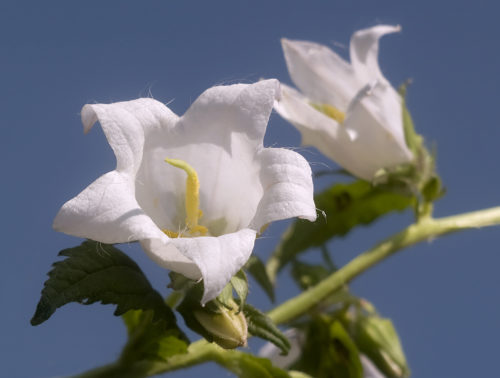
274,25 -> 413,180
53,80 -> 316,304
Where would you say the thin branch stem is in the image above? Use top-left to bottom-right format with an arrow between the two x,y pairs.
267,206 -> 500,324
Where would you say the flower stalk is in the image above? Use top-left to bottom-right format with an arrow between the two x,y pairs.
267,205 -> 500,325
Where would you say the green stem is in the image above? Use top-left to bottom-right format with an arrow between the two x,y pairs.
268,206 -> 500,324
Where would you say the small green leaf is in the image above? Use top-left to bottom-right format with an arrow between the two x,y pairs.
217,282 -> 234,308
271,180 -> 413,274
168,271 -> 196,291
245,256 -> 275,302
31,241 -> 175,326
243,303 -> 290,355
231,270 -> 248,311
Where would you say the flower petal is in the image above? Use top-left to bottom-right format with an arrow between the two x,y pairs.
349,24 -> 401,85
275,84 -> 411,180
81,98 -> 179,174
342,83 -> 413,178
149,229 -> 258,305
53,171 -> 166,244
251,145 -> 317,230
281,38 -> 359,110
180,79 -> 280,146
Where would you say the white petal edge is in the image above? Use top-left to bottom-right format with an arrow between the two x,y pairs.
350,24 -> 401,85
281,38 -> 360,110
81,98 -> 179,174
180,79 -> 280,146
53,170 -> 168,244
250,146 -> 317,231
155,229 -> 258,305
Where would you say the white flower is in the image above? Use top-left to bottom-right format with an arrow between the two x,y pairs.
53,80 -> 316,304
274,25 -> 413,180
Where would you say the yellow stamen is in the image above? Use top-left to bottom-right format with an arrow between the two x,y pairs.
164,158 -> 208,237
162,229 -> 180,238
311,103 -> 345,124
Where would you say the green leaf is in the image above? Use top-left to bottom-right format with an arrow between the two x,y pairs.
293,317 -> 363,378
271,180 -> 413,273
399,81 -> 424,156
243,303 -> 290,355
217,282 -> 234,308
31,241 -> 175,326
291,260 -> 330,290
245,255 -> 275,302
231,270 -> 248,311
233,353 -> 291,378
349,314 -> 410,377
121,309 -> 188,363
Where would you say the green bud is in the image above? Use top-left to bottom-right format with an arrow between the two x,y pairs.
353,314 -> 409,378
194,300 -> 248,349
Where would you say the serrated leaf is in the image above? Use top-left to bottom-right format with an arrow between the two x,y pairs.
243,303 -> 290,355
270,180 -> 413,274
31,241 -> 175,326
231,270 -> 248,311
245,255 -> 275,302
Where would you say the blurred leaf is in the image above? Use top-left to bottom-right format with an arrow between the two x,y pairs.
31,241 -> 176,326
168,271 -> 196,291
291,260 -> 330,290
271,180 -> 413,274
293,317 -> 363,378
231,270 -> 248,311
347,313 -> 410,377
231,353 -> 291,378
245,256 -> 275,302
243,303 -> 290,355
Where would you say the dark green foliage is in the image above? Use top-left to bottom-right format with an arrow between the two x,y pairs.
121,309 -> 188,363
273,180 -> 413,273
31,241 -> 176,326
292,317 -> 363,378
245,255 -> 275,302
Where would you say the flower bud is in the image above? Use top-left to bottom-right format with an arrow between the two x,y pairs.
194,300 -> 248,349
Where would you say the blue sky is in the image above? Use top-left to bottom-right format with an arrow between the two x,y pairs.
2,1 -> 499,377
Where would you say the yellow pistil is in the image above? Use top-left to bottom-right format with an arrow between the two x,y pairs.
311,103 -> 345,124
163,158 -> 208,237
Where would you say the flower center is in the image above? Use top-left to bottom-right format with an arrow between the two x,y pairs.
163,158 -> 208,238
311,103 -> 345,124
